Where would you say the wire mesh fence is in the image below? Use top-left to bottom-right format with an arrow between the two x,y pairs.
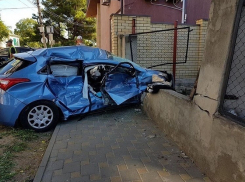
129,26 -> 203,95
220,5 -> 245,123
129,26 -> 202,79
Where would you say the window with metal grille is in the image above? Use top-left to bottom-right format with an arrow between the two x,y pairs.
220,0 -> 245,125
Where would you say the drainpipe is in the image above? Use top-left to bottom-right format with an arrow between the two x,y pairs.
110,16 -> 112,52
132,19 -> 136,34
181,0 -> 186,24
121,0 -> 124,14
173,21 -> 178,83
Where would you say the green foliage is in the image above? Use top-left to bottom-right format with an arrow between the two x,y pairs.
14,18 -> 41,47
1,128 -> 38,141
42,0 -> 96,45
0,19 -> 9,42
0,128 -> 39,182
28,41 -> 43,48
0,141 -> 26,182
6,142 -> 27,152
9,129 -> 38,141
0,151 -> 15,182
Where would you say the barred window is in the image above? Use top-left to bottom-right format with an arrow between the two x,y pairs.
220,0 -> 245,125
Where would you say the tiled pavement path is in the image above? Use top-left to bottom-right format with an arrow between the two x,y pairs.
34,106 -> 212,182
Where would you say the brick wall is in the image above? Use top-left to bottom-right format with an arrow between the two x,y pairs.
111,14 -> 208,79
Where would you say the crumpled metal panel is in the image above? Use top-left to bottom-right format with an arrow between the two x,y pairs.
38,46 -> 108,60
0,45 -> 173,127
104,73 -> 140,105
47,76 -> 90,111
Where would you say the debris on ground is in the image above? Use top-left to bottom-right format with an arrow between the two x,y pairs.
157,155 -> 165,159
180,152 -> 189,159
147,134 -> 157,139
134,109 -> 142,112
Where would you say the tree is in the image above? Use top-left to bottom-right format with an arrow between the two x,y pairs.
14,18 -> 42,47
41,0 -> 96,45
0,19 -> 9,42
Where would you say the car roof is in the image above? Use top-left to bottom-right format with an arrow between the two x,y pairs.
0,47 -> 34,56
13,45 -> 145,71
31,46 -> 108,61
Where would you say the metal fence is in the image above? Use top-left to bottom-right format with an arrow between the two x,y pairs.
129,26 -> 203,94
220,1 -> 245,125
128,27 -> 198,78
129,27 -> 191,66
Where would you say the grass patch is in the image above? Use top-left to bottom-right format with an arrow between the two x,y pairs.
10,129 -> 38,141
0,141 -> 27,182
0,128 -> 39,182
6,142 -> 27,153
0,151 -> 15,182
0,144 -> 5,148
1,129 -> 38,141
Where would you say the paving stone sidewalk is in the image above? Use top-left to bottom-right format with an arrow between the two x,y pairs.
34,106 -> 212,182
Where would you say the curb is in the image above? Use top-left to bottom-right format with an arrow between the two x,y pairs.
33,125 -> 61,182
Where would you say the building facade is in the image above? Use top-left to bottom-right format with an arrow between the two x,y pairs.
0,35 -> 20,48
86,0 -> 211,52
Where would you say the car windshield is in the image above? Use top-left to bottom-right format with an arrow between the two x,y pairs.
0,59 -> 33,75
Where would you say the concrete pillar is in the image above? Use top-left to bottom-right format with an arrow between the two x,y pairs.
194,0 -> 240,115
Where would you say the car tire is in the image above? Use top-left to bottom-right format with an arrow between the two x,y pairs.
20,100 -> 59,132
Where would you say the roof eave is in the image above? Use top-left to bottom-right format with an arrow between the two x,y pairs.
86,0 -> 100,18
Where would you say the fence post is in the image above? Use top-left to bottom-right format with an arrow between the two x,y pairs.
173,21 -> 178,83
132,19 -> 136,34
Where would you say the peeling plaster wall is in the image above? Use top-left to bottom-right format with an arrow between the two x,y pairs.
196,0 -> 238,100
143,0 -> 245,181
143,90 -> 245,182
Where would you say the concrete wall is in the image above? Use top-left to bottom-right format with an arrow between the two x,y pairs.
144,90 -> 245,182
143,0 -> 245,181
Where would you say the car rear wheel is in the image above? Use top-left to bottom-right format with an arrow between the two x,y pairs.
20,101 -> 59,132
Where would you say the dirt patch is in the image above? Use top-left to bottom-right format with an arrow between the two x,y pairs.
0,136 -> 15,155
0,125 -> 52,182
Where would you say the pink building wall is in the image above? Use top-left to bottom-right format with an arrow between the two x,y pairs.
87,0 -> 211,51
98,1 -> 121,50
186,0 -> 211,24
124,0 -> 211,24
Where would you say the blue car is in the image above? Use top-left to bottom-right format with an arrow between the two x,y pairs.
0,46 -> 173,132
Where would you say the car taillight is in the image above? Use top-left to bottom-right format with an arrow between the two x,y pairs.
0,78 -> 30,91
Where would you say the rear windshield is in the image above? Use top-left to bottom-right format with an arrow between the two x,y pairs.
0,59 -> 33,75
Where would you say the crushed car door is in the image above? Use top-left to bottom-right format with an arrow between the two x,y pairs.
46,60 -> 91,114
102,62 -> 140,105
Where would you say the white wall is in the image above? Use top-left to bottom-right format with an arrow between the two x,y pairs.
0,35 -> 20,48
